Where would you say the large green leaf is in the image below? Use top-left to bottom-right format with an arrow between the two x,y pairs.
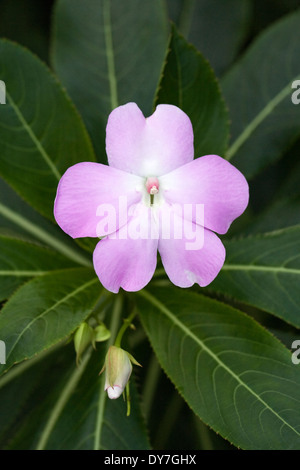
155,26 -> 229,158
136,288 -> 300,450
0,235 -> 79,301
0,39 -> 96,221
0,344 -> 149,450
208,226 -> 300,327
167,0 -> 251,75
52,0 -> 168,160
0,268 -> 102,375
222,10 -> 300,177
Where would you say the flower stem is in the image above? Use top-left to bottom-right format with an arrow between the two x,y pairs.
93,294 -> 123,450
114,309 -> 137,348
125,382 -> 131,417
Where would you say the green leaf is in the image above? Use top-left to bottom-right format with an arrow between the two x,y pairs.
0,235 -> 79,301
222,10 -> 300,177
167,0 -> 252,75
155,25 -> 229,158
52,0 -> 168,160
0,39 -> 96,221
136,288 -> 300,450
244,198 -> 300,236
74,322 -> 95,365
208,226 -> 300,328
0,268 -> 102,375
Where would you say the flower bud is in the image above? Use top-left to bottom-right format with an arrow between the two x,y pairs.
74,322 -> 94,365
101,346 -> 134,399
94,323 -> 111,343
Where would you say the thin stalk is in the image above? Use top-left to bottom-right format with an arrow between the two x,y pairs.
93,294 -> 123,450
114,309 -> 137,348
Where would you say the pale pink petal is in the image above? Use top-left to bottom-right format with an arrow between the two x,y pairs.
54,162 -> 143,238
106,103 -> 194,177
157,205 -> 225,287
160,155 -> 249,234
93,205 -> 158,293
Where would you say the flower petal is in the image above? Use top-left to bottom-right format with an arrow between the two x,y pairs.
107,386 -> 123,399
160,155 -> 249,234
54,162 -> 143,238
106,103 -> 194,177
158,205 -> 225,287
93,205 -> 158,293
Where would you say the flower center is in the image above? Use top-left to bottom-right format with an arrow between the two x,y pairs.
145,177 -> 159,206
145,177 -> 159,195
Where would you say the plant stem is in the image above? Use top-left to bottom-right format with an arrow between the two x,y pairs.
93,294 -> 123,450
114,309 -> 137,348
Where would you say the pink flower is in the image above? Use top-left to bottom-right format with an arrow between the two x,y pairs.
54,103 -> 249,293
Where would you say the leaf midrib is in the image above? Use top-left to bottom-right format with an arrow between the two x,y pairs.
5,277 -> 98,364
6,90 -> 61,181
0,270 -> 48,276
226,73 -> 300,160
139,289 -> 300,439
103,0 -> 118,110
222,264 -> 300,275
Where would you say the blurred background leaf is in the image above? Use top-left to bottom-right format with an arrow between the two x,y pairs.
0,0 -> 54,62
239,138 -> 300,235
51,0 -> 169,161
222,10 -> 300,178
166,0 -> 252,76
155,26 -> 229,158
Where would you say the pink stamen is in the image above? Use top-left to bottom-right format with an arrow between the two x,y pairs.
146,177 -> 159,195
